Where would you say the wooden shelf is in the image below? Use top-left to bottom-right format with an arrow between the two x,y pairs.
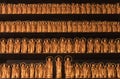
0,53 -> 120,63
0,32 -> 119,38
0,14 -> 119,21
0,0 -> 119,4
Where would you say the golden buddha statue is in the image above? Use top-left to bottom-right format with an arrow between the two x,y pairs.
82,63 -> 91,78
45,57 -> 53,78
72,22 -> 78,32
66,38 -> 73,53
116,64 -> 120,78
91,63 -> 97,78
0,38 -> 6,53
64,56 -> 72,78
14,38 -> 20,54
29,63 -> 35,78
74,37 -> 80,53
21,38 -> 28,54
28,39 -> 35,54
43,38 -> 50,53
79,38 -> 86,53
93,38 -> 101,53
62,22 -> 67,32
20,63 -> 26,78
58,38 -> 66,53
35,39 -> 42,54
107,63 -> 116,78
56,56 -> 62,78
87,38 -> 94,53
101,38 -> 109,53
108,39 -> 116,53
11,64 -> 20,78
6,38 -> 14,54
116,38 -> 120,53
50,38 -> 58,53
1,64 -> 7,78
74,63 -> 80,78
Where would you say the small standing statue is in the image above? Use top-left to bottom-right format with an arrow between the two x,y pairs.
37,63 -> 44,78
0,22 -> 5,32
35,39 -> 42,54
21,22 -> 26,32
45,57 -> 53,78
58,38 -> 67,53
111,22 -> 117,32
36,22 -> 42,32
11,64 -> 20,78
1,64 -> 7,78
97,22 -> 103,32
11,23 -> 16,32
62,22 -> 67,32
6,64 -> 11,78
97,63 -> 104,78
0,38 -> 6,53
26,22 -> 31,32
79,38 -> 86,53
64,56 -> 72,78
43,38 -> 50,53
29,63 -> 35,78
82,63 -> 91,78
25,65 -> 30,78
20,63 -> 26,78
50,38 -> 58,53
56,22 -> 62,32
21,38 -> 28,54
116,64 -> 120,78
66,38 -> 73,53
14,38 -> 21,54
93,38 -> 101,53
91,63 -> 97,78
6,38 -> 14,54
16,22 -> 21,32
72,22 -> 78,32
74,63 -> 80,78
87,38 -> 94,53
116,39 -> 120,53
28,39 -> 35,54
108,39 -> 116,53
107,63 -> 116,78
42,22 -> 48,32
5,22 -> 11,32
55,56 -> 62,78
101,38 -> 109,53
67,21 -> 72,32
74,38 -> 80,53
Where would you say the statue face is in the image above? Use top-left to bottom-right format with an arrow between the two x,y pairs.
66,58 -> 70,61
48,58 -> 51,61
57,57 -> 61,61
16,39 -> 20,42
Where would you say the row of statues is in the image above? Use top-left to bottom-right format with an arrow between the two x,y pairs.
0,37 -> 120,54
65,62 -> 120,78
0,56 -> 120,78
0,3 -> 119,14
0,21 -> 119,32
0,56 -> 62,78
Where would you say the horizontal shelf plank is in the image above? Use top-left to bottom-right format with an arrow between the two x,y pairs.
0,53 -> 120,62
0,32 -> 119,38
0,14 -> 119,21
0,0 -> 119,4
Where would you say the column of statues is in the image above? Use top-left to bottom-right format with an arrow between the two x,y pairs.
0,38 -> 120,54
0,21 -> 119,32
